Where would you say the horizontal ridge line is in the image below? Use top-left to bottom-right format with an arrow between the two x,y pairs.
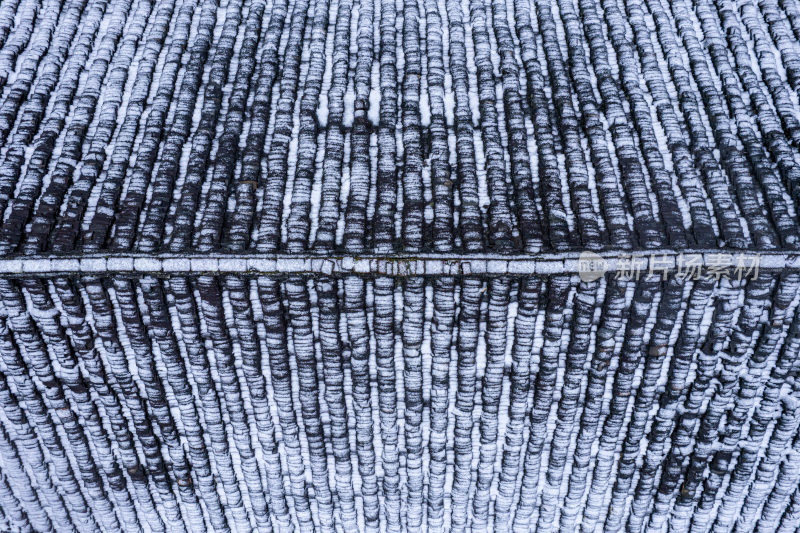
0,250 -> 795,276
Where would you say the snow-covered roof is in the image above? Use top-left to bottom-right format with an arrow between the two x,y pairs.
1,0 -> 800,530
0,0 -> 798,258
